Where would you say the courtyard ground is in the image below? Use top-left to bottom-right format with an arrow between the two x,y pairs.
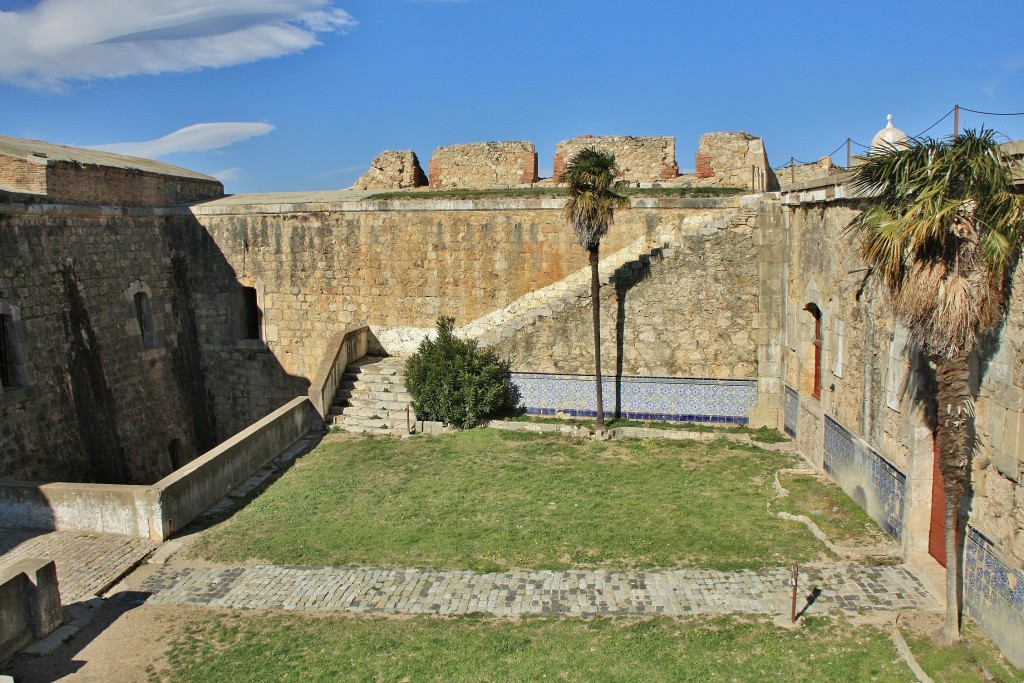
2,429 -> 1020,681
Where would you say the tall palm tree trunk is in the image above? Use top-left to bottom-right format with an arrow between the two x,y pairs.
589,246 -> 605,429
934,353 -> 972,644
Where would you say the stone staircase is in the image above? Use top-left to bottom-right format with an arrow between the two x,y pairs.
327,356 -> 444,436
473,201 -> 762,347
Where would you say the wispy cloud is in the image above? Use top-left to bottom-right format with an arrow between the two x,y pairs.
90,122 -> 274,158
0,0 -> 356,91
210,167 -> 243,182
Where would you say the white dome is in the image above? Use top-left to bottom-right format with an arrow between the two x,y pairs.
870,114 -> 909,151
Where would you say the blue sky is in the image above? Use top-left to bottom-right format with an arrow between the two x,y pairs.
1,0 -> 1022,194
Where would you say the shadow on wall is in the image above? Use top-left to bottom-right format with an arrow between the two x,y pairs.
613,259 -> 653,418
0,204 -> 314,486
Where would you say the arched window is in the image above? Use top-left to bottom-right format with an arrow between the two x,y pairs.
805,303 -> 823,399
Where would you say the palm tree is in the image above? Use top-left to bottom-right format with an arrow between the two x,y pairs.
849,129 -> 1024,643
558,148 -> 629,429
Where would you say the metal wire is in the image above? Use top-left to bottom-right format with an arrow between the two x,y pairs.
960,106 -> 1024,116
914,107 -> 955,137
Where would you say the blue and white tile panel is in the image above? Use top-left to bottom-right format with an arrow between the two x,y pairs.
512,373 -> 758,424
784,385 -> 799,438
965,526 -> 1024,666
823,416 -> 906,541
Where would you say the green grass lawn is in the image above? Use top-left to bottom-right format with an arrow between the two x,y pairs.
773,473 -> 893,548
188,430 -> 825,572
153,612 -> 916,683
898,613 -> 1024,682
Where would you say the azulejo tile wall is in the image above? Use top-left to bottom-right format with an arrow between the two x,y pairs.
784,385 -> 799,438
512,373 -> 758,424
965,526 -> 1024,668
823,416 -> 906,541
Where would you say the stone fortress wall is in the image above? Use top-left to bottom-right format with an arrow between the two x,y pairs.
0,136 -> 222,206
2,132 -> 1022,664
428,141 -> 538,190
552,135 -> 679,183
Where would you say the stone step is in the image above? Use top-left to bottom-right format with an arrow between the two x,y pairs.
331,406 -> 413,420
337,397 -> 412,411
341,388 -> 412,403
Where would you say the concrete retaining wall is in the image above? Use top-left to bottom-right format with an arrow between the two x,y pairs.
308,326 -> 370,419
0,559 -> 61,664
0,396 -> 319,541
151,396 -> 319,540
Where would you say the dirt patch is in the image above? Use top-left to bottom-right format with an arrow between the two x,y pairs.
3,600 -> 196,683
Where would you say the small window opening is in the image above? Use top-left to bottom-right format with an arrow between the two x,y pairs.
239,286 -> 262,340
0,314 -> 13,389
134,292 -> 158,349
168,438 -> 185,470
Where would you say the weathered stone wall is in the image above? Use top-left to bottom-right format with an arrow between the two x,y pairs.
492,218 -> 758,377
0,203 -> 218,484
552,136 -> 679,183
0,155 -> 46,194
0,137 -> 223,207
776,157 -> 844,188
186,199 -> 730,422
352,150 -> 427,191
784,197 -> 1024,565
681,132 -> 778,191
42,161 -> 223,207
783,193 -> 1024,666
428,142 -> 538,189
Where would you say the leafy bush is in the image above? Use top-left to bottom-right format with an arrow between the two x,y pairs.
405,317 -> 520,428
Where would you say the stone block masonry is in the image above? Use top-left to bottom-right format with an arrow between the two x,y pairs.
553,136 -> 679,183
493,213 -> 759,379
0,206 -> 219,485
352,150 -> 427,190
0,136 -> 222,207
428,141 -> 538,189
682,132 -> 778,192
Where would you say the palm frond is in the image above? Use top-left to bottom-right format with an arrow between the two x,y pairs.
849,128 -> 1024,359
558,148 -> 629,250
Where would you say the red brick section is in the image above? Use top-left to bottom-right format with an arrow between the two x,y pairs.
519,151 -> 539,185
428,159 -> 440,189
0,156 -> 47,193
695,153 -> 714,178
552,153 -> 565,181
661,159 -> 680,179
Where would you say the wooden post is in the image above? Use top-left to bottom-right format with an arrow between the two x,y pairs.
790,157 -> 795,185
846,138 -> 851,168
954,104 -> 960,138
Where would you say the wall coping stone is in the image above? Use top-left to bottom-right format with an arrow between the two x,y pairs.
189,195 -> 738,216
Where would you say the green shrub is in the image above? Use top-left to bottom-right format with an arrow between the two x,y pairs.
405,317 -> 520,428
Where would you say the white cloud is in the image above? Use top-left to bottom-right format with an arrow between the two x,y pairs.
210,167 -> 242,182
90,122 -> 274,158
0,0 -> 356,90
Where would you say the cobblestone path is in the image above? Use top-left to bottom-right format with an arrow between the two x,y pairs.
0,529 -> 157,603
140,562 -> 937,617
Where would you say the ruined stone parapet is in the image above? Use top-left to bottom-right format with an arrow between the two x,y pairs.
553,136 -> 679,183
775,156 -> 844,188
352,150 -> 427,190
428,141 -> 538,190
681,132 -> 779,192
